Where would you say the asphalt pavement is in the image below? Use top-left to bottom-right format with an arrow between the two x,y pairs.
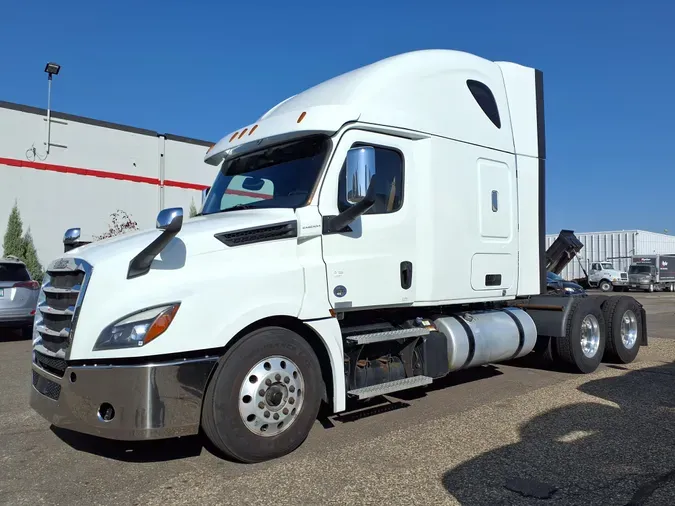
1,292 -> 674,505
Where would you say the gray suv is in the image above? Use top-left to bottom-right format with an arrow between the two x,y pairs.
0,257 -> 39,338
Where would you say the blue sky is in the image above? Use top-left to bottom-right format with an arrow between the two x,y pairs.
1,0 -> 673,234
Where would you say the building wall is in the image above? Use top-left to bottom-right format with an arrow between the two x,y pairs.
546,230 -> 675,280
0,102 -> 216,269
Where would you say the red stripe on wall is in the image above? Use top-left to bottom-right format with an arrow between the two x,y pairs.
0,156 -> 210,191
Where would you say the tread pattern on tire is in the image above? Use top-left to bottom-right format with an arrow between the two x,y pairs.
556,297 -> 605,373
201,326 -> 323,463
602,295 -> 642,364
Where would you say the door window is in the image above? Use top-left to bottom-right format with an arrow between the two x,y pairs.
337,144 -> 404,214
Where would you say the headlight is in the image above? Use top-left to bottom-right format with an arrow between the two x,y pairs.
93,303 -> 180,351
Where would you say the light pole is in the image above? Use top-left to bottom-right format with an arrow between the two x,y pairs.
44,62 -> 61,155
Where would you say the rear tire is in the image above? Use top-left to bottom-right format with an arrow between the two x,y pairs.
601,296 -> 642,364
556,297 -> 606,373
201,326 -> 323,463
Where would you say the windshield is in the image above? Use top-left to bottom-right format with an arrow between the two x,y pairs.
201,135 -> 331,215
629,265 -> 652,274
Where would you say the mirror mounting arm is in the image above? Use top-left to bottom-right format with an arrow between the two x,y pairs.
324,179 -> 377,234
127,208 -> 183,279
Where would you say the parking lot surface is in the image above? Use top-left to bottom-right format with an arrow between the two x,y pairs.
1,292 -> 674,505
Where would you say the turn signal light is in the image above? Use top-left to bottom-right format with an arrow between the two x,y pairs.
143,304 -> 180,345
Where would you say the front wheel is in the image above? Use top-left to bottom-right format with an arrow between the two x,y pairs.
599,280 -> 613,292
201,326 -> 323,463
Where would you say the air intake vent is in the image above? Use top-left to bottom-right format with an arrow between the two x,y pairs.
215,221 -> 297,247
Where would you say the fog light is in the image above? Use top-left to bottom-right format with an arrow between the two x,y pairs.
98,403 -> 115,422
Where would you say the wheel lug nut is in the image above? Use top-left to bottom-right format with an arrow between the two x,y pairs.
258,402 -> 265,409
273,413 -> 279,420
258,389 -> 265,396
275,374 -> 281,381
264,411 -> 270,418
284,376 -> 290,384
283,408 -> 289,415
289,397 -> 295,405
265,379 -> 272,386
289,386 -> 295,393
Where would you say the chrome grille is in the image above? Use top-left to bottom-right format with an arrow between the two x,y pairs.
33,257 -> 92,360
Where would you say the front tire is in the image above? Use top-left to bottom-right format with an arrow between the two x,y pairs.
201,326 -> 323,463
556,297 -> 606,373
602,296 -> 643,364
599,280 -> 613,292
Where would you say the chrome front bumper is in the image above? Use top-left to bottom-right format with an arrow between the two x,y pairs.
30,354 -> 218,440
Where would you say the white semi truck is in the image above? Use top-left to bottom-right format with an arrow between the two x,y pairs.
29,49 -> 648,463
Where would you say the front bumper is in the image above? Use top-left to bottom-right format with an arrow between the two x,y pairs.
30,354 -> 218,440
611,279 -> 629,286
0,311 -> 34,327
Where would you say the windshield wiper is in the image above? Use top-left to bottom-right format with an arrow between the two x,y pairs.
221,204 -> 259,213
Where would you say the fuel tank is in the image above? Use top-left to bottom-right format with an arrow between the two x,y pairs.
432,307 -> 537,372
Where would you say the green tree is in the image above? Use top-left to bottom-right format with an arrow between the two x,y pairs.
189,199 -> 198,218
22,228 -> 44,283
2,201 -> 25,258
2,202 -> 44,282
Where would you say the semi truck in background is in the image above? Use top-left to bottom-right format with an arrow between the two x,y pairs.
628,254 -> 675,292
29,49 -> 648,464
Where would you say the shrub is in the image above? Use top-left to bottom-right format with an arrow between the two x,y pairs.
94,210 -> 139,240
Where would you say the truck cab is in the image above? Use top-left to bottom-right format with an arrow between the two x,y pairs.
587,261 -> 629,292
28,49 -> 647,464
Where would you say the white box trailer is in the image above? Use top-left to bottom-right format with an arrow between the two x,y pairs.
0,101 -> 216,266
28,49 -> 648,464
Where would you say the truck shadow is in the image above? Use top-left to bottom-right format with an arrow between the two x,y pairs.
50,426 -> 205,462
440,361 -> 675,505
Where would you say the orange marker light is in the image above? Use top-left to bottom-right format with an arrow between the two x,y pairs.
143,304 -> 180,345
297,111 -> 307,123
249,124 -> 258,135
229,132 -> 239,142
238,128 -> 248,139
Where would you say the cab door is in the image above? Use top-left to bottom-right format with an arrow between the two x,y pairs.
318,129 -> 417,310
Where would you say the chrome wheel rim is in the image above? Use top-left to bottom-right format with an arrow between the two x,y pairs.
580,314 -> 601,358
620,310 -> 638,349
239,356 -> 304,437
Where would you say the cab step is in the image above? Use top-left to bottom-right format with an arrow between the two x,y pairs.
347,375 -> 433,399
345,326 -> 430,345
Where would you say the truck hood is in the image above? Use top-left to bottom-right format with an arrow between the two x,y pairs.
61,208 -> 298,266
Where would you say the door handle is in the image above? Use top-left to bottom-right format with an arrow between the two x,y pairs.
400,261 -> 413,290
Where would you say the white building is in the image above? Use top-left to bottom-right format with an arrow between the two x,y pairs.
546,229 -> 675,280
0,100 -> 217,268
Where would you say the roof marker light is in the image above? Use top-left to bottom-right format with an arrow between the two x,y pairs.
238,128 -> 249,139
229,132 -> 239,142
297,111 -> 307,123
249,124 -> 258,135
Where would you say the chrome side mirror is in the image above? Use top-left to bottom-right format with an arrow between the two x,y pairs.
156,207 -> 183,233
63,227 -> 81,245
346,146 -> 377,204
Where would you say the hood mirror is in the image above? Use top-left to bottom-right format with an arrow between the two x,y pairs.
63,227 -> 81,245
156,207 -> 183,233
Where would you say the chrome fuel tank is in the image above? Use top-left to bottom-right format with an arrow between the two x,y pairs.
433,307 -> 537,371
